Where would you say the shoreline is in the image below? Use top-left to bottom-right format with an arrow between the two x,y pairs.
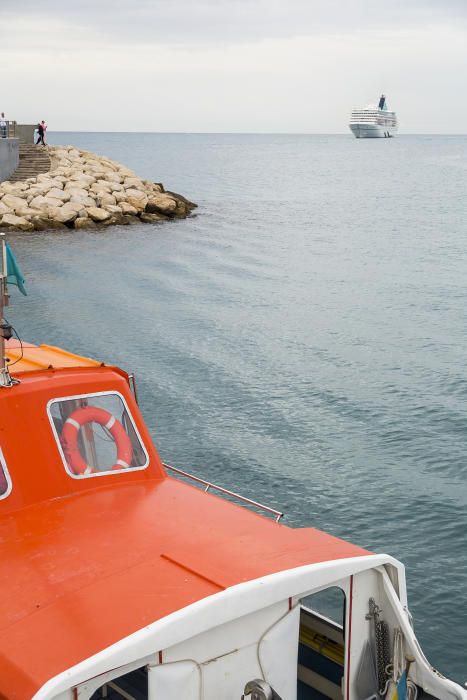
0,145 -> 197,232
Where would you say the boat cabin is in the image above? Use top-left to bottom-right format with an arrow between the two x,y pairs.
0,341 -> 465,700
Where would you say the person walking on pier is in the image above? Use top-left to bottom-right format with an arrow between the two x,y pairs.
36,120 -> 47,146
0,113 -> 7,138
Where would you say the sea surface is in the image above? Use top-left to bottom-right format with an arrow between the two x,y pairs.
11,132 -> 467,683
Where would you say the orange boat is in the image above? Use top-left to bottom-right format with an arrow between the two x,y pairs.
0,235 -> 465,700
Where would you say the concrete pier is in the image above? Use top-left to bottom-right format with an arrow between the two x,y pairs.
0,139 -> 19,182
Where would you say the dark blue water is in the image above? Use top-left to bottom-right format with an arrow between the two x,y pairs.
11,133 -> 467,682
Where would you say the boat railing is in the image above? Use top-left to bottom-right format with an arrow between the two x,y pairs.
163,463 -> 284,523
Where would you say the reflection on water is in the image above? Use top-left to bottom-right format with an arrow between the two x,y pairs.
11,132 -> 467,682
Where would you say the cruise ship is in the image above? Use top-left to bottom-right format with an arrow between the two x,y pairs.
349,94 -> 398,138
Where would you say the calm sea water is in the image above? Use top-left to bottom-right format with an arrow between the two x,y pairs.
11,133 -> 467,683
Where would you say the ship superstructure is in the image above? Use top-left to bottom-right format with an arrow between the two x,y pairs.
349,94 -> 398,138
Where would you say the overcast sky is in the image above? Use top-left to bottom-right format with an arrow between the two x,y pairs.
1,1 -> 467,133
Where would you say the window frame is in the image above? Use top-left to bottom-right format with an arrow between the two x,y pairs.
300,584 -> 346,631
47,390 -> 150,480
0,446 -> 13,500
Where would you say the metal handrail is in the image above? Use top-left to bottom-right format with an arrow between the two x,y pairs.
0,121 -> 16,138
163,462 -> 284,523
127,373 -> 139,405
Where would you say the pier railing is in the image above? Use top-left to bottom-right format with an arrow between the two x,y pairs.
0,121 -> 16,139
163,462 -> 284,522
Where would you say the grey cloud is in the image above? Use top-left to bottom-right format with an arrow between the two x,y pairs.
2,0 -> 467,46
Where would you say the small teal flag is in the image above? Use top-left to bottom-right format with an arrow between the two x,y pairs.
6,242 -> 27,295
396,671 -> 407,700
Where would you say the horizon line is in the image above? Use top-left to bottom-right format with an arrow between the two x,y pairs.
47,130 -> 467,136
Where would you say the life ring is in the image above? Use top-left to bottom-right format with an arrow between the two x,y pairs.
60,406 -> 133,475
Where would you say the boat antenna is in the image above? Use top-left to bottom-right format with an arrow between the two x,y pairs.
0,233 -> 19,388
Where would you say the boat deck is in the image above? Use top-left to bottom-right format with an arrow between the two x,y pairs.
0,476 -> 370,699
5,338 -> 102,373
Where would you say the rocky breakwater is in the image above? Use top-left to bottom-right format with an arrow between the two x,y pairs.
0,145 -> 196,232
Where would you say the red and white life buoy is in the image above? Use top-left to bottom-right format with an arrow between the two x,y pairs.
60,406 -> 133,475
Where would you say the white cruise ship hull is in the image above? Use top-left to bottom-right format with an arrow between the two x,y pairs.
349,95 -> 398,138
349,123 -> 397,138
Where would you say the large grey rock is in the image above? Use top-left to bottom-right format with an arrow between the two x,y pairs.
120,215 -> 141,225
119,201 -> 138,216
173,201 -> 187,217
86,207 -> 111,222
1,194 -> 28,211
15,206 -> 42,219
47,206 -> 78,224
30,215 -> 67,231
30,195 -> 64,210
28,182 -> 58,196
145,193 -> 177,216
74,217 -> 96,230
96,192 -> 117,207
102,161 -> 119,172
104,213 -> 127,225
47,179 -> 65,189
166,190 -> 198,210
47,188 -> 70,202
64,187 -> 89,198
105,204 -> 122,214
105,171 -> 123,183
140,212 -> 165,224
86,167 -> 106,179
69,193 -> 96,207
98,215 -> 118,227
0,213 -> 34,231
124,189 -> 148,212
68,174 -> 95,187
1,182 -> 28,194
63,202 -> 87,217
123,177 -> 145,189
90,182 -> 112,194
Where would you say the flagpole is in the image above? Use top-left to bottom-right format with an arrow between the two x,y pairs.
0,233 -> 16,388
0,233 -> 7,382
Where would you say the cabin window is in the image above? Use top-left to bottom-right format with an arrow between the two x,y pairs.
89,666 -> 148,700
0,447 -> 12,499
49,392 -> 149,478
301,586 -> 346,629
298,586 -> 346,700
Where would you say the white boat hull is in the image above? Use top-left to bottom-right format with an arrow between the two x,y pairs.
349,123 -> 397,138
55,556 -> 467,700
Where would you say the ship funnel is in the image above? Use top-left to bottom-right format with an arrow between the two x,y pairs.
378,94 -> 386,110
